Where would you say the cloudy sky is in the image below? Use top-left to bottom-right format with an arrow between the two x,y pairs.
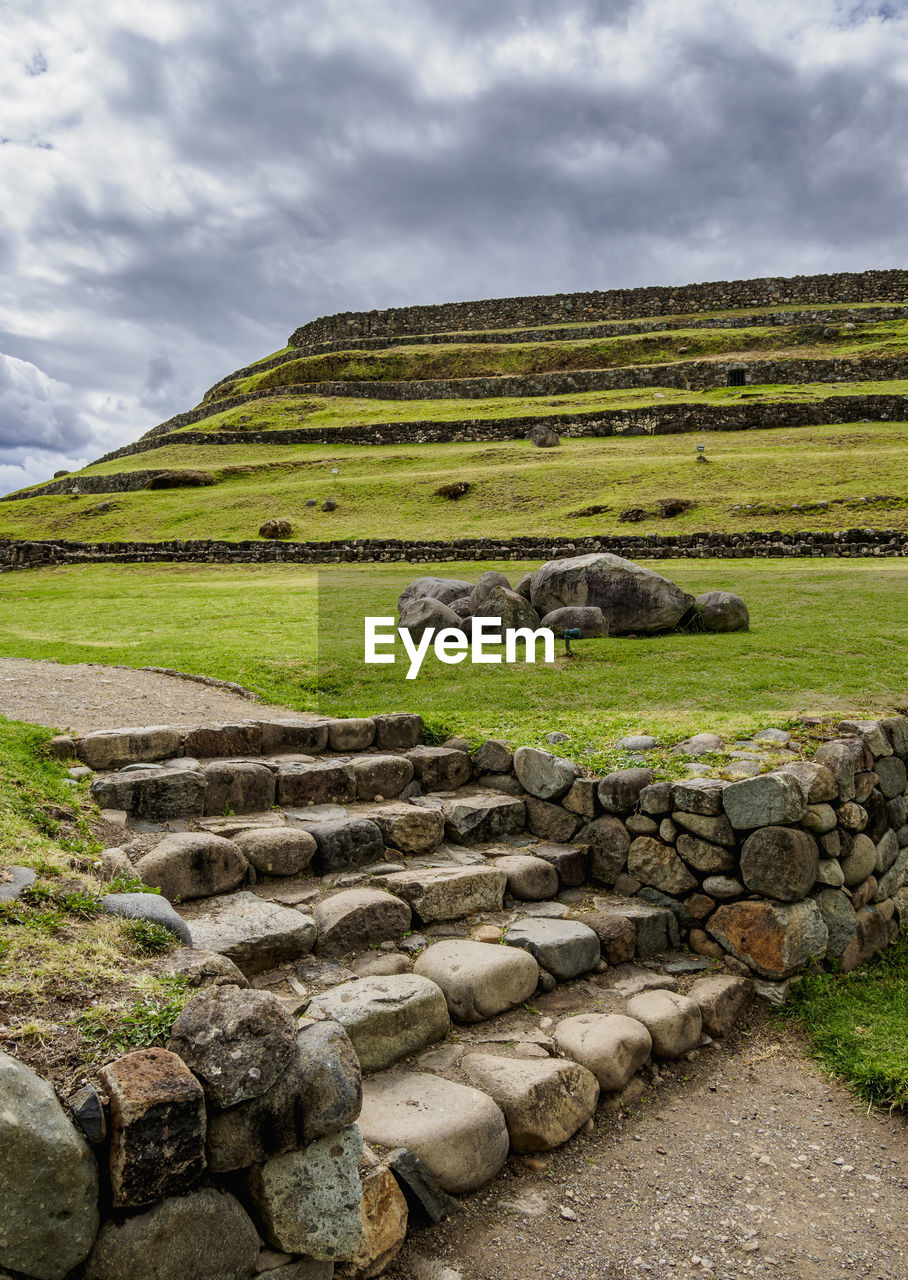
1,0 -> 907,495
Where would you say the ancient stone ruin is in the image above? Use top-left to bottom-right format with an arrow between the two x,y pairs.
2,703 -> 904,1279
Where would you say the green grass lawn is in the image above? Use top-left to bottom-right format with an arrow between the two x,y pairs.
780,939 -> 908,1109
1,561 -> 905,765
3,422 -> 906,544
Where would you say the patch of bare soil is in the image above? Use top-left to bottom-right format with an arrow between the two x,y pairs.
388,1009 -> 908,1280
0,658 -> 303,733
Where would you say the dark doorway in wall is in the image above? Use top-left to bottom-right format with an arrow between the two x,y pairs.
727,367 -> 747,387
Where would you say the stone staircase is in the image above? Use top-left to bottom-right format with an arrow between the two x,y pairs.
50,713 -> 766,1203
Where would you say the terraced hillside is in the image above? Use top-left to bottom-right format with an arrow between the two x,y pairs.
3,270 -> 907,544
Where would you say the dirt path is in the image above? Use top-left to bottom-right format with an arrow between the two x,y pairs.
0,658 -> 304,733
388,1012 -> 908,1280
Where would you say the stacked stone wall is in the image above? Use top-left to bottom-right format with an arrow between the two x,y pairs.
289,269 -> 908,345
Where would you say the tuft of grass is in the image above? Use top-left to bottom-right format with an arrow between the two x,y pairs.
119,918 -> 178,956
76,977 -> 191,1056
778,937 -> 908,1110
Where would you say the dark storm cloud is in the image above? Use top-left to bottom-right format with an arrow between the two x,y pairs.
2,0 -> 908,495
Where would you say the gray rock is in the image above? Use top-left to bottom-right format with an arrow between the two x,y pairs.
102,892 -> 191,944
504,918 -> 600,981
838,719 -> 893,758
531,841 -> 588,888
802,803 -> 838,835
524,796 -> 583,842
232,828 -> 317,876
201,761 -> 276,816
91,767 -> 207,821
442,793 -> 525,843
876,846 -> 908,899
554,1013 -> 652,1092
328,717 -> 375,751
529,552 -> 694,635
306,975 -> 449,1073
513,747 -> 578,801
694,590 -> 749,632
492,854 -> 559,901
597,768 -> 655,814
398,597 -> 464,640
672,733 -> 724,760
676,833 -> 735,874
814,888 -> 859,959
0,865 -> 36,902
467,570 -> 512,611
702,875 -> 745,898
306,818 -> 385,873
134,832 -> 247,902
314,888 -> 412,956
776,761 -> 838,804
876,828 -> 900,875
0,1052 -> 99,1280
277,761 -> 357,808
372,865 -> 506,923
638,781 -> 674,815
617,734 -> 659,751
626,990 -> 702,1057
687,975 -> 753,1036
372,713 -> 424,750
577,815 -> 631,883
592,895 -> 679,954
627,837 -> 698,895
206,1021 -> 362,1171
397,577 -> 474,612
76,725 -> 182,771
84,1189 -> 259,1280
474,739 -> 512,772
189,892 -> 317,974
248,1125 -> 365,1260
840,833 -> 878,887
462,1053 -> 599,1152
165,948 -> 249,988
880,716 -> 908,756
413,939 -> 539,1022
814,739 -> 865,802
816,858 -> 845,887
671,810 -> 735,845
385,1147 -> 460,1224
670,777 -> 727,815
739,826 -> 819,901
370,803 -> 444,854
722,772 -> 808,829
539,606 -> 607,637
408,746 -> 472,793
168,985 -> 298,1107
359,1073 -> 508,1194
473,586 -> 542,632
575,910 -> 636,963
876,755 -> 908,799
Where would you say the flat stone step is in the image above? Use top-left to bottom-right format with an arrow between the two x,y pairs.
412,939 -> 539,1022
371,865 -> 507,923
185,892 -> 317,974
306,974 -> 450,1072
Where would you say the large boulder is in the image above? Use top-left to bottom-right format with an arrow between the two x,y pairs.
413,939 -> 539,1022
306,975 -> 450,1073
397,577 -> 474,612
529,553 -> 694,635
83,1189 -> 259,1280
462,1054 -> 599,1152
467,570 -> 511,612
134,832 -> 247,902
694,591 -> 750,632
554,1013 -> 652,1092
0,1052 -> 99,1280
722,772 -> 808,829
247,1125 -> 365,1260
472,586 -> 542,632
102,892 -> 192,944
168,986 -> 298,1107
408,745 -> 472,792
359,1072 -> 508,1194
625,991 -> 702,1058
398,597 -> 464,641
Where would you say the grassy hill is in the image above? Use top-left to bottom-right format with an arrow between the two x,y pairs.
2,279 -> 906,543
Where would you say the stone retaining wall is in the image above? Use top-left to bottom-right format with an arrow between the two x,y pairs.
206,304 -> 908,389
288,269 -> 908,344
65,391 -> 908,472
2,529 -> 906,571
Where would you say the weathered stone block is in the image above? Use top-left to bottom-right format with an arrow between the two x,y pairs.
307,818 -> 385,873
77,726 -> 182,770
739,826 -> 819,902
373,865 -> 506,922
442,793 -> 525,843
577,814 -> 631,883
524,795 -> 583,842
183,722 -> 262,758
277,762 -> 356,807
408,745 -> 471,791
314,888 -> 412,956
188,892 -> 317,974
201,760 -> 275,815
708,898 -> 828,978
413,939 -> 539,1022
134,832 -> 247,902
722,772 -> 807,829
462,1053 -> 599,1152
306,976 -> 449,1073
554,1012 -> 652,1092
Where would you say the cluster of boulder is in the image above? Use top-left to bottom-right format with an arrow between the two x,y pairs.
396,553 -> 750,639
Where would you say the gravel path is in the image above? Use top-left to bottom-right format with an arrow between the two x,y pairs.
0,658 -> 303,733
388,1013 -> 908,1280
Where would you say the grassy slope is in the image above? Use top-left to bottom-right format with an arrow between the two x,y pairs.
2,422 -> 906,544
0,561 -> 905,762
0,718 -> 190,1085
215,319 -> 908,398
